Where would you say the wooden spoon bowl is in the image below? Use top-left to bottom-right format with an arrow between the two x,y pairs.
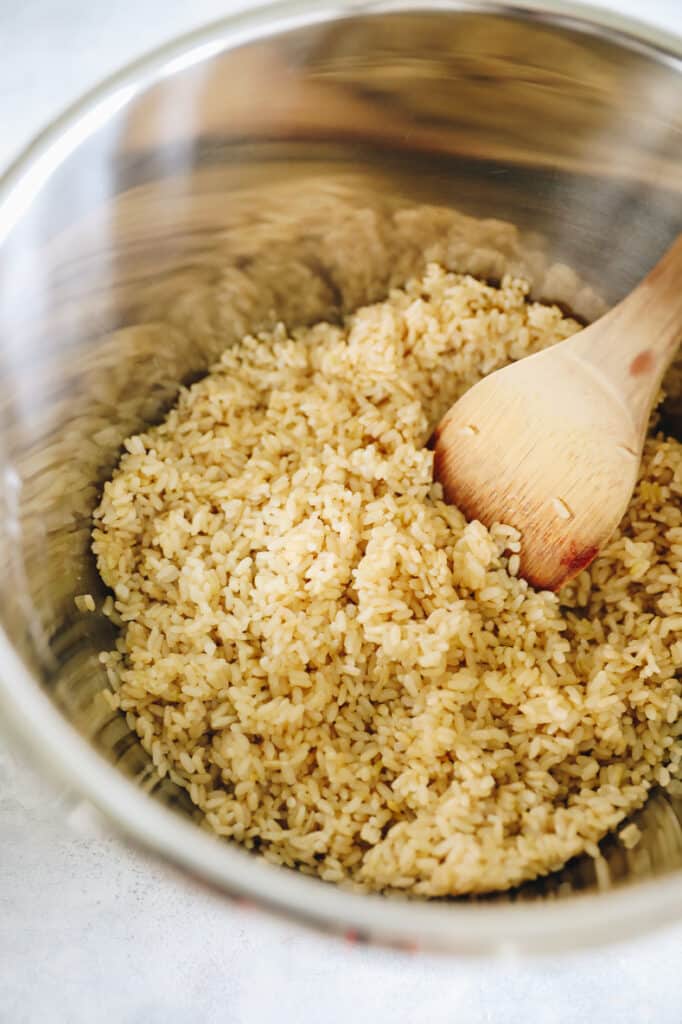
434,235 -> 682,590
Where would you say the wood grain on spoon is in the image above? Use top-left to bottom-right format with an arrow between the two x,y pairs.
433,235 -> 682,591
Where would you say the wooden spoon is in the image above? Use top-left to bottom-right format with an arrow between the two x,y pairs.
433,236 -> 682,591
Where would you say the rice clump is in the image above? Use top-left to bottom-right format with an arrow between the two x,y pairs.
93,265 -> 682,895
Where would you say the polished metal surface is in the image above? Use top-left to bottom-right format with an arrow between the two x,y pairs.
1,0 -> 682,953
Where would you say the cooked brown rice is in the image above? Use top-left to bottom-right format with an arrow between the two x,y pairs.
93,265 -> 682,895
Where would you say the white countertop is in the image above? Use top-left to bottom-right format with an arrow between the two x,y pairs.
2,2 -> 682,1021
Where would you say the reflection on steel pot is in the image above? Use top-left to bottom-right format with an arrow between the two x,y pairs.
1,0 -> 682,954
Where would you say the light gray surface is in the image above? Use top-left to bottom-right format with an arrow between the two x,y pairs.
1,2 -> 682,1021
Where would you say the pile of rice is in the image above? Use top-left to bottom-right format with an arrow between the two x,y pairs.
93,265 -> 682,895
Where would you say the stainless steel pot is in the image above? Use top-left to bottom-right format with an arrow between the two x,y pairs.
1,0 -> 682,955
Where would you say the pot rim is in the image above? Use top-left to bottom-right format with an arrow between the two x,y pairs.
1,0 -> 682,955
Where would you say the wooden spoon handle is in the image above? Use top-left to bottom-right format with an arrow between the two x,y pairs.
570,233 -> 682,438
